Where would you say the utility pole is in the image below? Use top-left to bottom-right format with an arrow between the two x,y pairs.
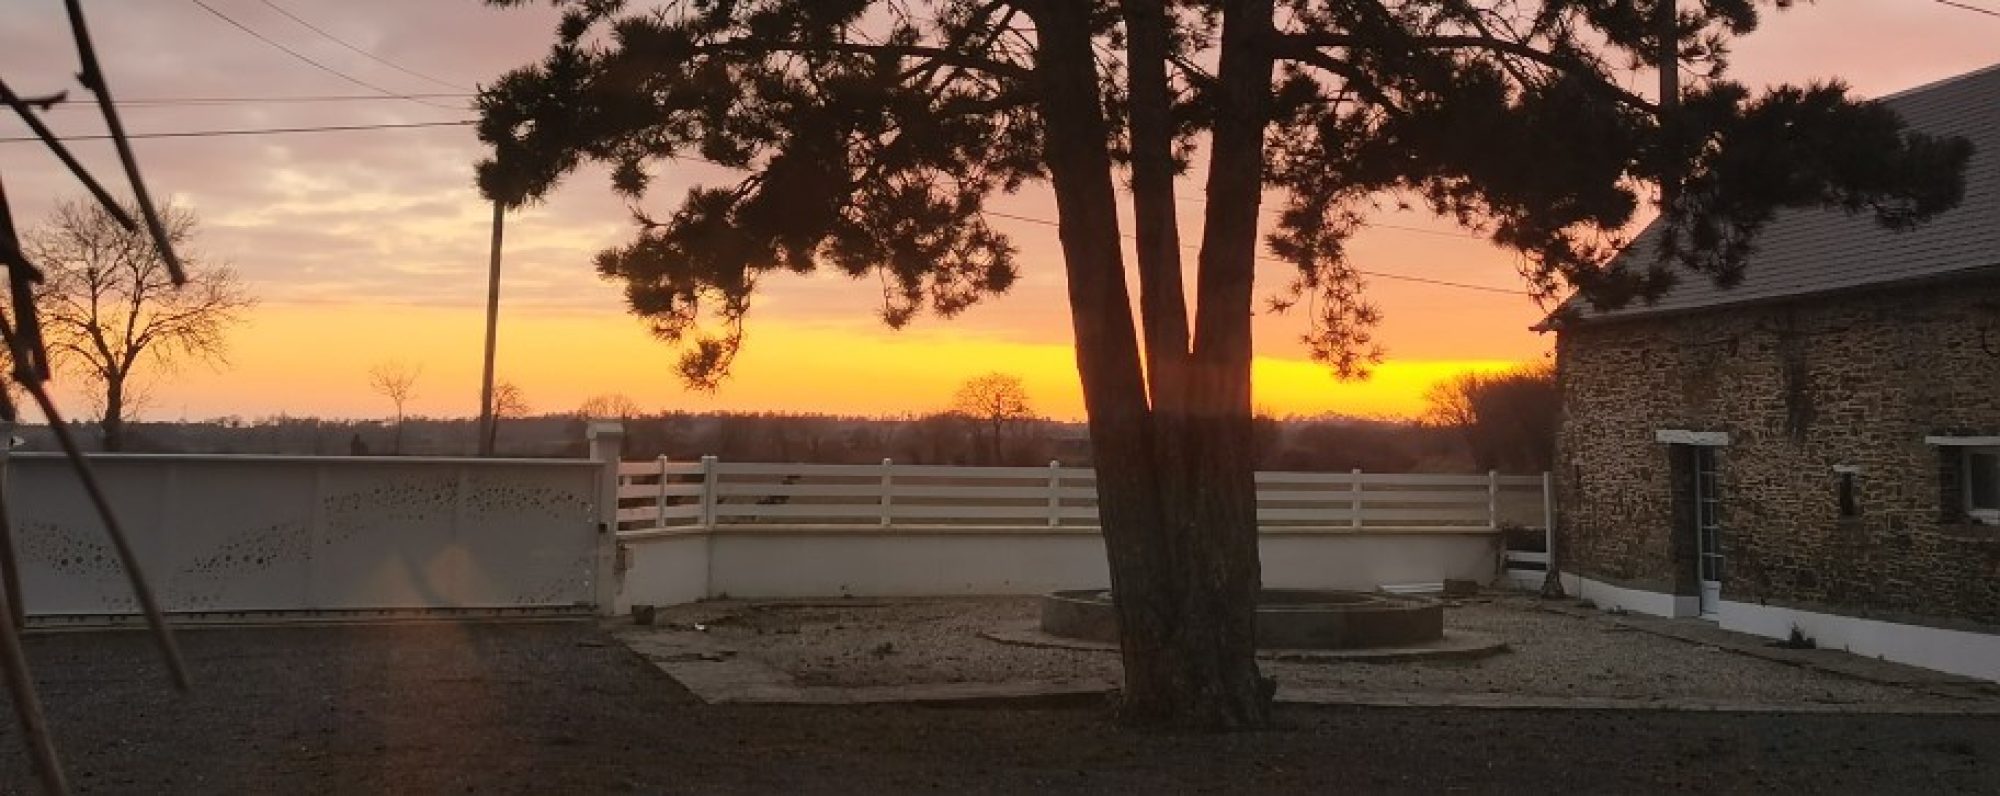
476,200 -> 503,456
1657,0 -> 1680,209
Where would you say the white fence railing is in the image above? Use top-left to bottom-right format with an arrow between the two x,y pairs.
616,457 -> 1549,533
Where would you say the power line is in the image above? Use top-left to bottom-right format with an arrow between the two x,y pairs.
1171,194 -> 1482,241
184,0 -> 462,111
0,119 -> 474,143
43,93 -> 473,110
981,210 -> 1529,296
1931,0 -> 2000,18
254,0 -> 474,91
3,110 -> 1512,296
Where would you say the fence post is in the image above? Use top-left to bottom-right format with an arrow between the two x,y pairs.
1542,470 -> 1556,573
880,458 -> 894,528
585,422 -> 626,616
654,455 -> 670,525
1350,468 -> 1363,530
699,455 -> 719,530
1488,469 -> 1500,529
1047,459 -> 1062,528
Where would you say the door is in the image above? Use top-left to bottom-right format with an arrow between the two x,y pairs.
1692,446 -> 1723,617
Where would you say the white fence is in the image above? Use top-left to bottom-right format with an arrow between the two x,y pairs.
611,458 -> 1551,606
615,457 -> 1549,532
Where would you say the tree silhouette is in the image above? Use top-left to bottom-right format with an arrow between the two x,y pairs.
368,361 -> 420,454
576,393 -> 641,420
1424,364 -> 1559,472
950,372 -> 1035,464
486,379 -> 529,453
477,0 -> 1968,728
25,200 -> 253,451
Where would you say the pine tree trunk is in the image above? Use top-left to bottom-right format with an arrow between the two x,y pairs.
1030,0 -> 1270,730
1171,0 -> 1277,729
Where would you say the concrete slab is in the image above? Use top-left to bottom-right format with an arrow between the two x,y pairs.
1273,686 -> 2000,715
615,623 -> 1118,706
981,622 -> 1510,663
1535,601 -> 2000,701
609,603 -> 2000,715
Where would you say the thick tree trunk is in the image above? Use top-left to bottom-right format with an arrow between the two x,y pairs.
1030,0 -> 1270,729
102,380 -> 125,452
1173,0 -> 1277,729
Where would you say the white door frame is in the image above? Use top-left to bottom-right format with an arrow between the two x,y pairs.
1658,430 -> 1730,620
1692,445 -> 1724,618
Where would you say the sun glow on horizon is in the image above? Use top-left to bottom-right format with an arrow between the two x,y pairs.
115,303 -> 1539,423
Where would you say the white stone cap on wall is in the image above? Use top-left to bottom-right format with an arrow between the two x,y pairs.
1655,429 -> 1730,446
1924,435 -> 2000,446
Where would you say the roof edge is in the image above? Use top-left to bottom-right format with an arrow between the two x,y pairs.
1549,263 -> 2000,332
1875,60 -> 2000,102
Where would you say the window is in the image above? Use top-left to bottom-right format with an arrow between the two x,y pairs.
1925,437 -> 2000,525
1837,471 -> 1859,518
1969,447 -> 2000,524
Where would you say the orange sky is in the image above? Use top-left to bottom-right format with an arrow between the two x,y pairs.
3,3 -> 1997,423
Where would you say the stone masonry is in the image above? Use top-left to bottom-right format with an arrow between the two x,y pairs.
1555,271 -> 2000,630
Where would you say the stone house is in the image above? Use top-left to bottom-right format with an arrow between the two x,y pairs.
1546,63 -> 2000,681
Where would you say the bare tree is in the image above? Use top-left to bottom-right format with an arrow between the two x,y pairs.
951,372 -> 1035,465
576,393 -> 641,420
1423,364 -> 1558,472
486,379 -> 529,453
368,361 -> 421,454
25,200 -> 254,451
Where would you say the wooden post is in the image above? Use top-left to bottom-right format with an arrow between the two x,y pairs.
1541,470 -> 1559,594
1541,471 -> 1555,555
1349,468 -> 1363,530
879,458 -> 894,528
476,201 -> 504,456
654,455 -> 670,527
699,455 -> 719,530
585,422 -> 624,616
1047,459 -> 1062,528
1488,469 -> 1501,530
1657,0 -> 1681,210
0,419 -> 21,627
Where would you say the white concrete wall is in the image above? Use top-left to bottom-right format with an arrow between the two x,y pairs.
1718,600 -> 2000,682
1559,573 -> 1700,618
1558,571 -> 2000,683
618,527 -> 1499,603
7,453 -> 603,615
1261,532 -> 1500,591
708,529 -> 1109,598
615,530 -> 711,612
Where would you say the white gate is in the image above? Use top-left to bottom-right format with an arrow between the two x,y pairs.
8,454 -> 605,618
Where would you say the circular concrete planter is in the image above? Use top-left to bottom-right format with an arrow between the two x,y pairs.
1040,588 -> 1444,650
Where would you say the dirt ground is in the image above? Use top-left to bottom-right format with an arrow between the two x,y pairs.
650,596 -> 1994,707
2,621 -> 1997,794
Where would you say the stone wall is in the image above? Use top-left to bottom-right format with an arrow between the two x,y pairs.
1555,273 -> 2000,629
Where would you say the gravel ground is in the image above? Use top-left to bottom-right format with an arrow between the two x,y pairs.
3,621 -> 1998,794
653,596 -> 1992,707
655,597 -> 1112,688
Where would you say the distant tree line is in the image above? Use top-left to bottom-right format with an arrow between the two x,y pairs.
13,408 -> 1534,473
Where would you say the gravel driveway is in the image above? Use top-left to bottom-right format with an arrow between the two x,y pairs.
650,596 -> 1997,708
2,620 -> 1997,793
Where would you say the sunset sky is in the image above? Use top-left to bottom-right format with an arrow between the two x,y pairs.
2,2 -> 1997,423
